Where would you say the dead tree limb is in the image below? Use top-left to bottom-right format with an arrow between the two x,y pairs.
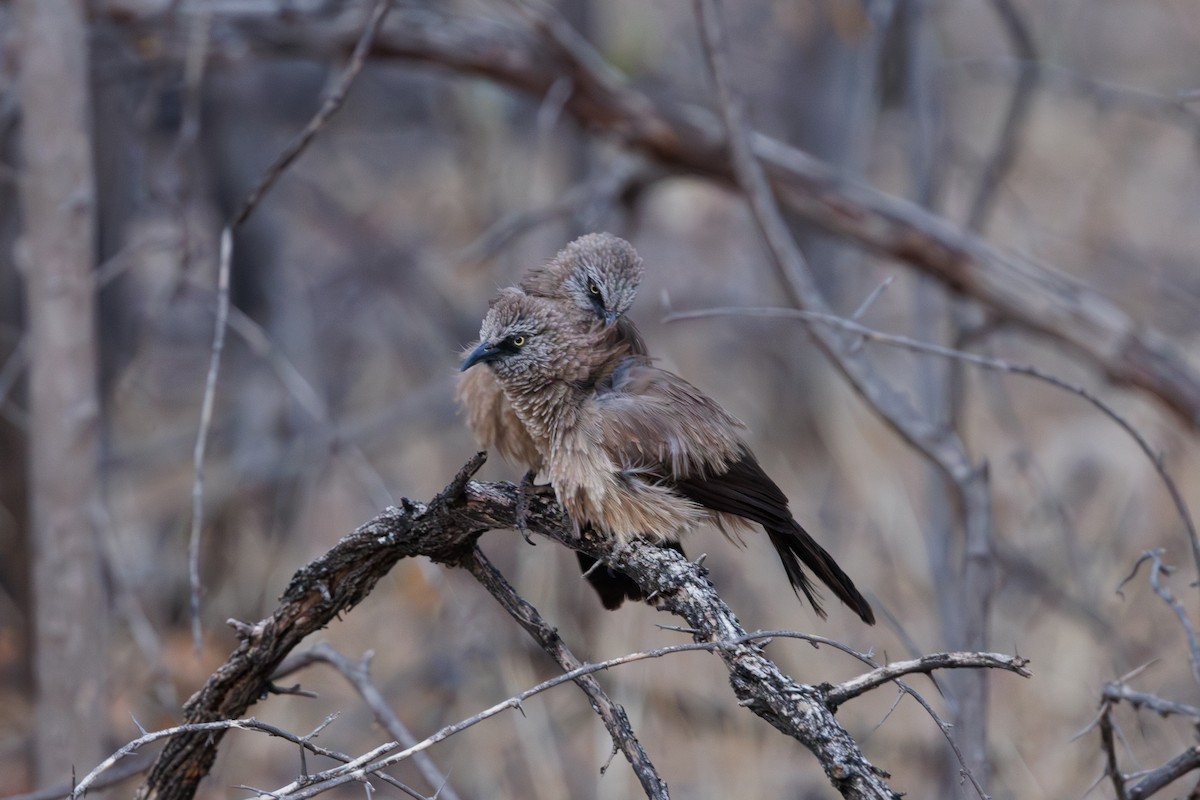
133,454 -> 978,799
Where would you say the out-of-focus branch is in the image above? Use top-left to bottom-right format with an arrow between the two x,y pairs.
1119,550 -> 1200,687
962,59 -> 1200,133
663,306 -> 1200,580
231,0 -> 392,227
187,0 -> 390,655
1101,682 -> 1200,720
1098,553 -> 1200,800
98,1 -> 1200,431
692,0 -> 995,792
967,0 -> 1037,232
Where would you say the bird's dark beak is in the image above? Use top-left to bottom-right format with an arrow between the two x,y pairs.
461,341 -> 502,371
603,309 -> 619,326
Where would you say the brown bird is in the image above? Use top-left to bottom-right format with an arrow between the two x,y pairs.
456,233 -> 666,607
457,233 -> 646,471
462,290 -> 876,624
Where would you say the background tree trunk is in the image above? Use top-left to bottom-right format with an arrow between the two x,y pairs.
16,0 -> 107,785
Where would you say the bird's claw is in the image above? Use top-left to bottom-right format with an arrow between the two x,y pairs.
515,469 -> 543,545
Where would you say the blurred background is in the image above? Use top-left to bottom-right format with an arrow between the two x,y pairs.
3,0 -> 1200,797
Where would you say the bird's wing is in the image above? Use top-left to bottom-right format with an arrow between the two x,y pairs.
585,359 -> 745,480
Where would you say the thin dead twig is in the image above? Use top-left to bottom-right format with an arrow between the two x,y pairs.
460,547 -> 668,800
1100,703 -> 1130,800
273,643 -> 461,800
1127,747 -> 1200,800
967,0 -> 1037,232
1102,682 -> 1200,720
187,226 -> 232,656
231,0 -> 392,228
4,753 -> 154,800
826,652 -> 1031,707
1119,550 -> 1200,688
263,631 -> 1025,800
74,717 -> 418,800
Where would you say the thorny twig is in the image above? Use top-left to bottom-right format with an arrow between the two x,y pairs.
256,634 -> 1025,799
73,717 -> 420,800
272,644 -> 461,800
231,0 -> 392,227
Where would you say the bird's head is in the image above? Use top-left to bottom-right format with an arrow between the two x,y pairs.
460,289 -> 579,384
524,232 -> 644,327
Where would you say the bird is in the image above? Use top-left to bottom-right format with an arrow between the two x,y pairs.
457,233 -> 646,471
462,289 -> 876,624
456,233 -> 668,608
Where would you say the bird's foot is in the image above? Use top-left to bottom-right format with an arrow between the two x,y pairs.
515,469 -> 552,545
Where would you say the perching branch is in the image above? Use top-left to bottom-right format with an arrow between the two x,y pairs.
132,453 -> 1030,799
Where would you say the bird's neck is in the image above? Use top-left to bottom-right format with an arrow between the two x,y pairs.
504,376 -> 586,446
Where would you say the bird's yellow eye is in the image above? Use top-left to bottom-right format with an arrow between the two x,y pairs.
512,335 -> 525,347
589,282 -> 601,295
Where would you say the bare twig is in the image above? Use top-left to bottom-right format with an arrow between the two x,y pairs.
1127,747 -> 1200,800
265,631 -> 1027,800
4,752 -> 154,800
460,547 -> 668,799
826,652 -> 1031,707
274,644 -> 461,800
187,226 -> 232,656
1100,703 -> 1129,800
75,717 -> 415,799
261,638 -> 755,798
231,0 -> 392,228
664,305 -> 1200,583
1101,682 -> 1200,720
1120,550 -> 1200,688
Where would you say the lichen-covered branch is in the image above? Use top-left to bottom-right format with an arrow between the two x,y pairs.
136,455 -> 899,799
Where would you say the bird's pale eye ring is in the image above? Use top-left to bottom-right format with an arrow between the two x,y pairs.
588,281 -> 601,295
512,335 -> 526,347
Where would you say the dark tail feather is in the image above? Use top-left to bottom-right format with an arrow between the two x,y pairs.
764,520 -> 875,625
577,541 -> 686,610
